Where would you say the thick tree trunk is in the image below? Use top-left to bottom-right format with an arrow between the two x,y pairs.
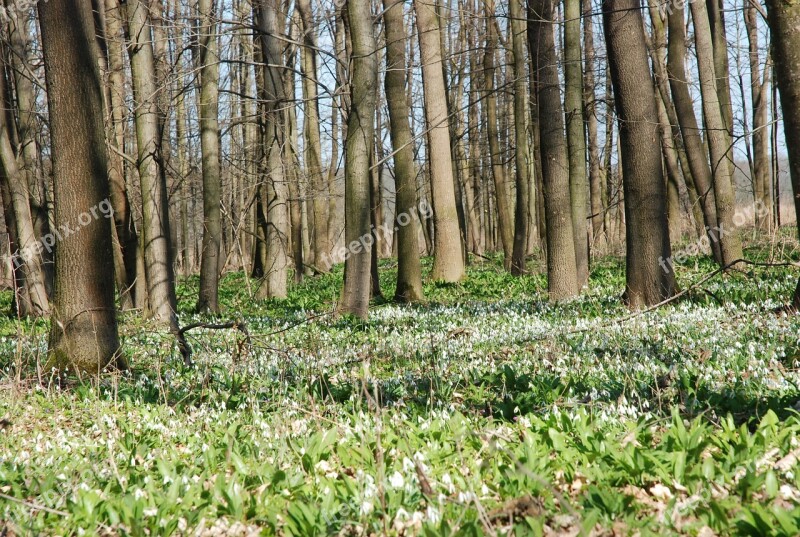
383,0 -> 424,302
690,0 -> 743,265
529,0 -> 578,300
564,0 -> 589,286
340,0 -> 377,318
603,0 -> 675,308
195,0 -> 222,313
254,0 -> 290,299
766,0 -> 800,306
510,0 -> 529,276
40,0 -> 121,373
415,0 -> 465,282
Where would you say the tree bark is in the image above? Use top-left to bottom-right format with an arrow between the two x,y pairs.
510,0 -> 529,275
124,0 -> 178,323
340,0 -> 377,318
383,0 -> 424,302
666,4 -> 723,264
195,0 -> 222,313
254,0 -> 290,299
529,0 -> 578,300
583,0 -> 604,246
603,0 -> 675,308
564,0 -> 589,285
483,0 -> 514,268
415,0 -> 465,282
101,0 -> 138,309
690,0 -> 743,265
765,0 -> 800,306
40,0 -> 121,373
0,66 -> 49,317
745,1 -> 772,230
297,0 -> 330,266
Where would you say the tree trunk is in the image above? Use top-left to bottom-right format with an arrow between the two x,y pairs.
510,0 -> 529,275
690,0 -> 743,265
745,1 -> 772,230
0,67 -> 49,317
415,0 -> 465,282
101,0 -> 138,309
254,0 -> 290,299
340,0 -> 377,318
40,0 -> 121,373
666,4 -> 723,264
383,0 -> 424,302
124,0 -> 178,323
645,0 -> 704,242
6,4 -> 54,299
766,0 -> 800,306
297,0 -> 330,266
195,0 -> 222,313
603,0 -> 675,308
583,0 -> 604,246
482,0 -> 514,268
564,0 -> 589,285
529,0 -> 578,300
706,0 -> 734,143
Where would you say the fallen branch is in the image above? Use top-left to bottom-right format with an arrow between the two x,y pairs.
174,319 -> 250,366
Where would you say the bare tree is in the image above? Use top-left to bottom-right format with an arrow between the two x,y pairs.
564,0 -> 589,285
766,0 -> 800,306
340,0 -> 378,318
603,0 -> 675,308
529,0 -> 578,300
254,0 -> 290,299
483,0 -> 514,268
383,0 -> 424,302
415,0 -> 465,282
297,0 -> 330,267
690,0 -> 743,266
195,0 -> 222,313
101,0 -> 138,309
666,4 -> 723,264
744,0 -> 772,229
124,0 -> 178,323
510,0 -> 530,275
40,0 -> 121,372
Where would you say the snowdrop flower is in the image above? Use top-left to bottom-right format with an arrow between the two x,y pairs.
360,500 -> 374,515
389,471 -> 405,489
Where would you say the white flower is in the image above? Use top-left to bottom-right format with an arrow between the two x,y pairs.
389,471 -> 405,489
426,505 -> 441,523
144,507 -> 158,517
360,500 -> 374,515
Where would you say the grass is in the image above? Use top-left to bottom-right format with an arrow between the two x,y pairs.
3,233 -> 800,535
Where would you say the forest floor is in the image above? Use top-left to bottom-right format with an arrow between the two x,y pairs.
3,231 -> 800,535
